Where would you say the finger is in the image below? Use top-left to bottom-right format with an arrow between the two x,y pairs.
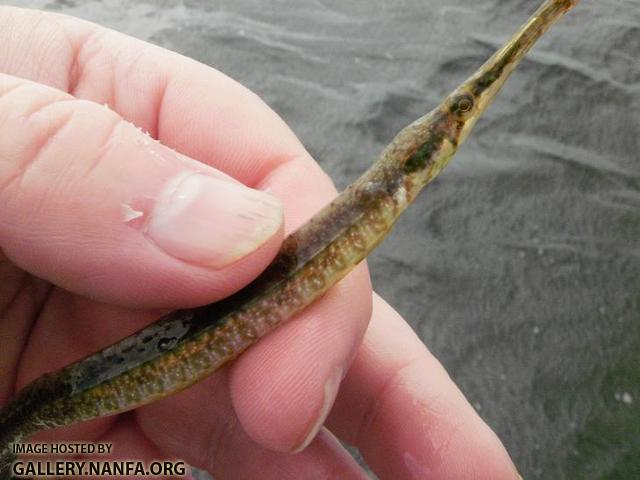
0,7 -> 337,241
0,261 -> 49,404
0,6 -> 307,185
229,261 -> 370,453
94,415 -> 191,480
326,293 -> 520,480
29,414 -> 193,480
137,370 -> 369,480
0,73 -> 283,308
221,141 -> 373,453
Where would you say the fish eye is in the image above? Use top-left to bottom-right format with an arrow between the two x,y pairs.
452,94 -> 474,115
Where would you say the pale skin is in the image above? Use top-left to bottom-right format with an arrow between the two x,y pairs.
0,7 -> 519,480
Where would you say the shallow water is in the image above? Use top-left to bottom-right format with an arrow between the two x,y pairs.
9,0 -> 640,478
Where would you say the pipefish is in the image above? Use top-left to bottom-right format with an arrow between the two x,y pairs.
0,0 -> 579,476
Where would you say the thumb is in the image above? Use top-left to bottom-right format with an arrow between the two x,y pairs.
0,73 -> 284,307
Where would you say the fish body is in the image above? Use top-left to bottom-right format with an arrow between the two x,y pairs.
0,1 -> 579,477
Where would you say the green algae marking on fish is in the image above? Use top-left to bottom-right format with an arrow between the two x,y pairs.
404,131 -> 447,174
0,1 -> 581,478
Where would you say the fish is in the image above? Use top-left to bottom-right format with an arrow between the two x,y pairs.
0,0 -> 579,477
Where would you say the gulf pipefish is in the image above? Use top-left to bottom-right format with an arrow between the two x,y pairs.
0,0 -> 579,477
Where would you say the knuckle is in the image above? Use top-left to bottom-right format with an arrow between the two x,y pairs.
0,79 -> 74,193
0,80 -> 74,194
0,78 -> 122,204
66,27 -> 110,95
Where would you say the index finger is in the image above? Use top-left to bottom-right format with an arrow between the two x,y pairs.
0,6 -> 343,306
327,294 -> 520,480
0,6 -> 306,191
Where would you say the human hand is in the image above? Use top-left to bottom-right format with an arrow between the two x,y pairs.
0,7 -> 519,479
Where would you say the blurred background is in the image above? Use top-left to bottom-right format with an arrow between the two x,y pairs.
7,0 -> 639,478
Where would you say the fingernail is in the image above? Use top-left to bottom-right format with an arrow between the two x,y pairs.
146,173 -> 282,268
292,366 -> 344,453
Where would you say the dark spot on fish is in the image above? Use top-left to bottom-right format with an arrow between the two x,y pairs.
142,335 -> 154,344
472,71 -> 497,96
404,132 -> 445,174
472,40 -> 521,96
